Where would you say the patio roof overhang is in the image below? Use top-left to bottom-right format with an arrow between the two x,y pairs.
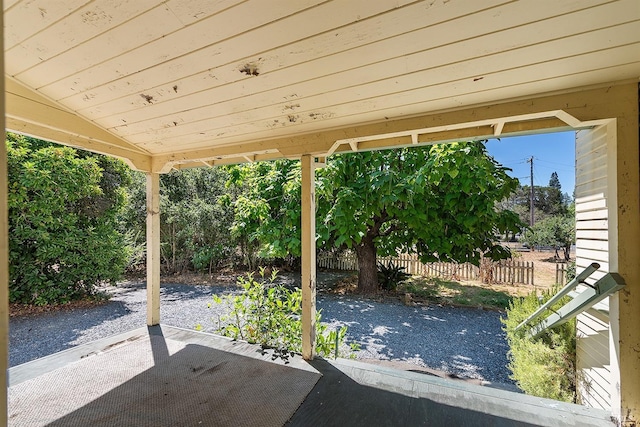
2,0 -> 640,425
4,0 -> 639,170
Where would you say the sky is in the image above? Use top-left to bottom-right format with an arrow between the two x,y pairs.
485,131 -> 576,196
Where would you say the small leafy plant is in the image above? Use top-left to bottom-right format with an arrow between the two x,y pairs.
377,261 -> 410,291
200,268 -> 355,360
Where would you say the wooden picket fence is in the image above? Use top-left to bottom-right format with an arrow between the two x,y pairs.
317,252 -> 535,285
317,252 -> 359,271
480,259 -> 535,286
556,263 -> 567,286
422,261 -> 480,281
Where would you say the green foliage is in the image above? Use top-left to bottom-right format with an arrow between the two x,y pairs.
227,160 -> 302,268
399,280 -> 438,300
502,288 -> 577,402
565,261 -> 576,282
377,261 -> 410,291
499,171 -> 571,228
318,142 -> 522,291
548,172 -> 561,190
228,141 -> 522,292
318,142 -> 521,263
205,268 -> 352,359
116,171 -> 147,272
7,134 -> 129,305
523,210 -> 575,260
120,167 -> 236,273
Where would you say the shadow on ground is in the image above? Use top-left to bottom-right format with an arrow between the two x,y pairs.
9,300 -> 132,366
286,358 -> 535,427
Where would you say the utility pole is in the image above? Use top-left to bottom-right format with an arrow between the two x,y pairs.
527,156 -> 534,226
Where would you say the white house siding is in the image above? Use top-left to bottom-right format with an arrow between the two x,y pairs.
574,124 -> 616,410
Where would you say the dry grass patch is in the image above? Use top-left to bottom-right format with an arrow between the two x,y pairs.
399,276 -> 534,311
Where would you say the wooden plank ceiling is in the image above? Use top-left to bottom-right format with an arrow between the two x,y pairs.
4,0 -> 640,171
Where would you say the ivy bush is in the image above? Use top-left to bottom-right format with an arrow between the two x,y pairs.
7,134 -> 129,305
501,287 -> 577,402
201,268 -> 355,359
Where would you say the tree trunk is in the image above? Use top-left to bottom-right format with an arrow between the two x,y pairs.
355,236 -> 379,293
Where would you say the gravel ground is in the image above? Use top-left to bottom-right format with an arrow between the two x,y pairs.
9,273 -> 514,386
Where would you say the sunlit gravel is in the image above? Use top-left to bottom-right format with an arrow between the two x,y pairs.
9,273 -> 514,386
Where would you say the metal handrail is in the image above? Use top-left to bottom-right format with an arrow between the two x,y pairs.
514,262 -> 600,332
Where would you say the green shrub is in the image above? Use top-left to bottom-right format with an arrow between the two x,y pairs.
501,288 -> 577,402
565,261 -> 576,283
7,134 -> 129,305
377,261 -> 410,291
192,243 -> 230,274
200,268 -> 355,360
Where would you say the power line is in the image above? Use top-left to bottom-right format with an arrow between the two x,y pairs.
535,164 -> 574,174
536,159 -> 574,168
500,159 -> 530,165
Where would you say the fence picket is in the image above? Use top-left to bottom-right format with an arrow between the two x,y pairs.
317,252 -> 534,285
555,263 -> 567,286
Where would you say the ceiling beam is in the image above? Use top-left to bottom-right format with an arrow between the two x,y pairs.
150,83 -> 631,171
7,80 -> 629,173
152,115 -> 573,171
5,78 -> 152,171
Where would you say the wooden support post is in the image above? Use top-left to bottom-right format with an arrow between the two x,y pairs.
146,173 -> 161,326
301,155 -> 316,360
0,4 -> 8,420
610,109 -> 640,424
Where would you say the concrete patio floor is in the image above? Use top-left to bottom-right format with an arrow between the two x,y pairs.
8,325 -> 613,427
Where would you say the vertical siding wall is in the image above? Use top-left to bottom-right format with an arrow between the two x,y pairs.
574,125 -> 613,410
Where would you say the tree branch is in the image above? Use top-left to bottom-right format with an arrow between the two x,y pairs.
379,222 -> 400,238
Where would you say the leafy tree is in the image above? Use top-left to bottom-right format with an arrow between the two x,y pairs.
535,186 -> 564,217
162,168 -> 236,273
523,206 -> 575,260
7,134 -> 130,305
500,179 -> 568,228
228,160 -> 302,268
116,171 -> 147,270
229,142 -> 521,293
317,142 -> 522,292
121,167 -> 236,274
544,171 -> 564,215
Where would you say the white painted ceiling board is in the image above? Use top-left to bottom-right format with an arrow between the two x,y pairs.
5,79 -> 151,157
4,0 -> 91,49
36,0 -> 398,96
108,22 -> 640,145
7,0 -> 161,76
163,0 -> 248,26
104,5 -> 640,143
62,0 -> 508,113
28,0 -> 331,97
14,4 -> 185,85
120,42 -> 640,149
142,61 -> 640,156
67,0 -> 604,120
3,0 -> 640,168
87,0 -> 623,130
